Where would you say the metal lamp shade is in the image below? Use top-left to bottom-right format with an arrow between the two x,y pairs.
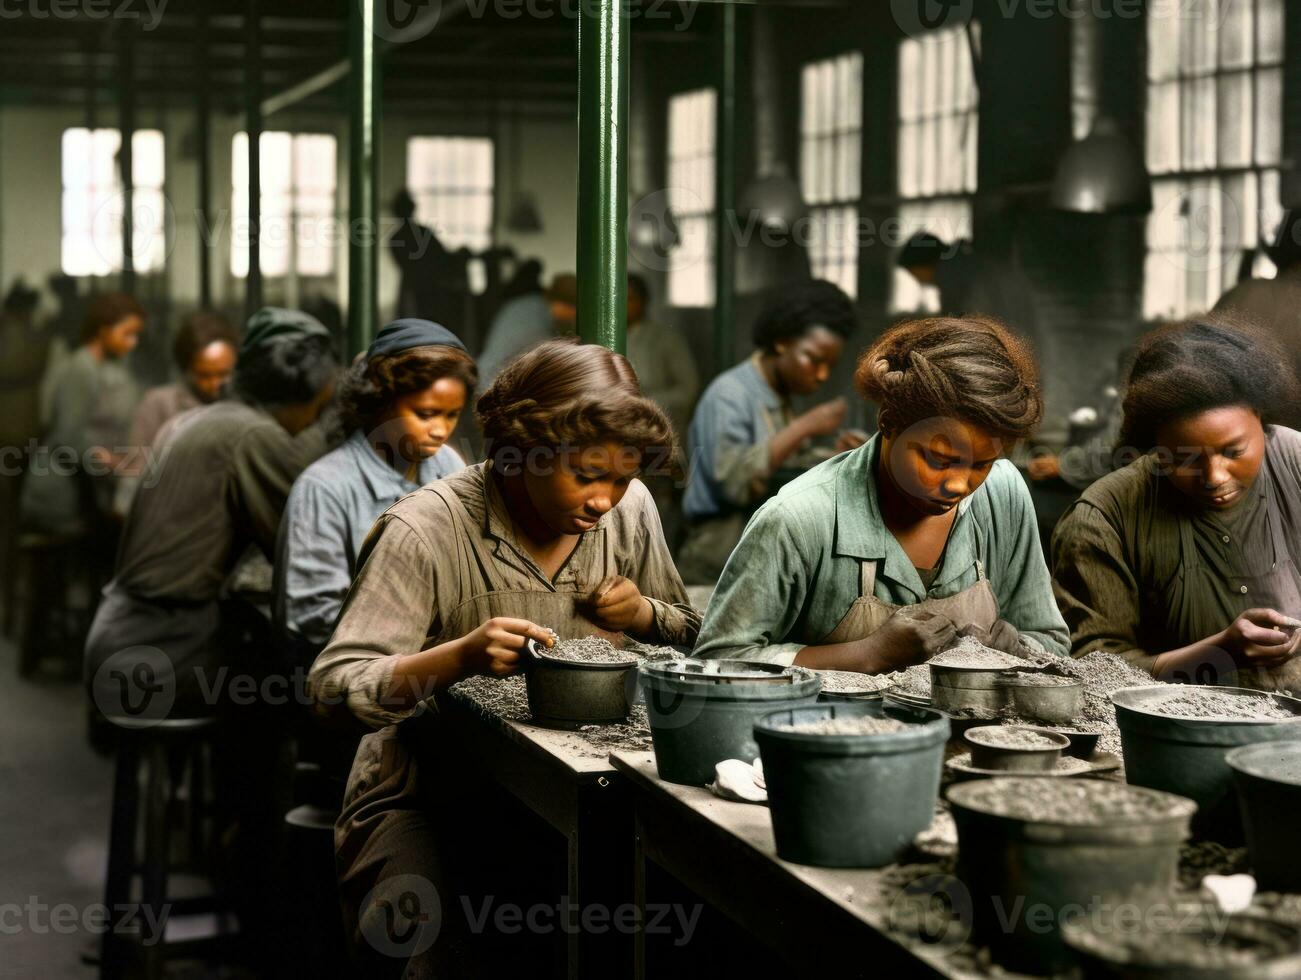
1050,118 -> 1152,215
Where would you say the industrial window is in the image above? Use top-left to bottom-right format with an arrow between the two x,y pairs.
406,136 -> 495,252
61,128 -> 166,277
231,131 -> 337,279
892,23 -> 980,313
1144,0 -> 1284,319
666,87 -> 717,308
800,52 -> 863,298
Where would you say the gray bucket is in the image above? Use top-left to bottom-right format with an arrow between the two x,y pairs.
947,778 -> 1196,974
1228,741 -> 1301,893
642,660 -> 820,785
755,701 -> 949,868
524,657 -> 635,726
1112,685 -> 1301,841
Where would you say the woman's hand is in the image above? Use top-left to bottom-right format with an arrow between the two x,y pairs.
584,575 -> 655,636
455,617 -> 556,678
857,608 -> 957,673
1219,608 -> 1301,668
959,620 -> 1025,656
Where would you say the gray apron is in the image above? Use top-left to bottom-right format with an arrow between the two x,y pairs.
1167,481 -> 1301,694
818,554 -> 1000,645
334,489 -> 621,978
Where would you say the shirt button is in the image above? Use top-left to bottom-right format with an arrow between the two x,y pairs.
1240,585 -> 1249,594
1222,535 -> 1231,543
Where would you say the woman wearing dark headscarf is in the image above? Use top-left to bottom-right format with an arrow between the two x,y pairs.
695,316 -> 1068,668
274,319 -> 475,660
1052,318 -> 1301,691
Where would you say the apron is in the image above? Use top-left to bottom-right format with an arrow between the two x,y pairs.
1167,481 -> 1301,694
819,555 -> 1000,644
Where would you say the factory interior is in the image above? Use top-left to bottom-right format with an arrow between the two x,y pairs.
4,0 -> 1301,978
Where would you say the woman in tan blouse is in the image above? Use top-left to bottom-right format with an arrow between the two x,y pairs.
309,338 -> 699,976
1052,318 -> 1301,692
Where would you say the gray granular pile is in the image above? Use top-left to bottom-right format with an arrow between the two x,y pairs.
779,716 -> 906,736
966,727 -> 1059,750
954,777 -> 1190,823
953,751 -> 1091,775
929,640 -> 1025,671
542,636 -> 638,664
1145,688 -> 1297,721
817,669 -> 894,695
1180,841 -> 1250,889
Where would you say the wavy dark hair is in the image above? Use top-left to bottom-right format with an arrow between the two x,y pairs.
173,311 -> 239,372
1120,316 -> 1299,451
233,334 -> 339,409
476,337 -> 676,467
751,279 -> 858,351
338,344 -> 478,431
855,314 -> 1043,441
81,292 -> 145,343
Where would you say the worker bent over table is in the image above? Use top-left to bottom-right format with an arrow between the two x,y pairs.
694,315 -> 1069,671
309,338 -> 700,978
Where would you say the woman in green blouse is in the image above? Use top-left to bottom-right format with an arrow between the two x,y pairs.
694,315 -> 1069,671
1053,318 -> 1301,691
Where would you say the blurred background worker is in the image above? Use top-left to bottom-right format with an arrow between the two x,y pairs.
114,311 -> 240,515
677,279 -> 863,585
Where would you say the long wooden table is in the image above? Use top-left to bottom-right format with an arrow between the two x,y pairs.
611,750 -> 1006,980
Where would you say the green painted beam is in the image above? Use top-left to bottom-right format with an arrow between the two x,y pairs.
713,1 -> 738,374
245,0 -> 263,320
118,23 -> 135,295
576,0 -> 629,354
347,0 -> 380,356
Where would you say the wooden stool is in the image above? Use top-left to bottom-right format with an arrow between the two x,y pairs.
99,715 -> 238,980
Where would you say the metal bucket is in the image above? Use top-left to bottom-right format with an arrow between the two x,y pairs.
755,701 -> 949,868
1112,685 -> 1301,841
929,663 -> 1009,714
524,657 -> 636,726
947,778 -> 1196,975
998,673 -> 1085,725
642,660 -> 820,785
1228,741 -> 1301,893
964,725 -> 1069,772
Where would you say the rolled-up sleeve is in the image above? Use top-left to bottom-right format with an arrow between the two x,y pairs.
1051,501 -> 1150,666
276,476 -> 353,651
693,502 -> 809,665
309,515 -> 439,728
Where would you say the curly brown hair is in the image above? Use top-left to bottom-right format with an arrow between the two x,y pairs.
81,292 -> 145,343
855,315 -> 1042,441
339,344 -> 478,431
476,337 -> 677,467
1120,316 -> 1299,451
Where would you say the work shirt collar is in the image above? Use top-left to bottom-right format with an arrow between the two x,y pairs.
832,434 -> 978,598
346,429 -> 439,503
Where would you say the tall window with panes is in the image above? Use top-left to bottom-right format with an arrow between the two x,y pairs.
800,52 -> 863,298
62,128 -> 166,277
1144,0 -> 1284,320
231,132 -> 337,279
666,88 -> 717,308
892,24 -> 980,313
406,136 -> 494,251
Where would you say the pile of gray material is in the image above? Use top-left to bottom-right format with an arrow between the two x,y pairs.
777,716 -> 907,736
1143,687 -> 1297,721
542,636 -> 638,664
953,777 -> 1190,823
965,727 -> 1060,750
817,669 -> 894,695
1001,672 -> 1078,687
929,640 -> 1026,671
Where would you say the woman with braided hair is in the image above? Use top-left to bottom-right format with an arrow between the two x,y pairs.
695,315 -> 1068,670
309,337 -> 698,977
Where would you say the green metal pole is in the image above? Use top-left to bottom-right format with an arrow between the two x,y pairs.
245,0 -> 263,319
348,0 -> 380,356
197,4 -> 212,309
119,23 -> 135,294
713,2 -> 737,374
576,0 -> 628,354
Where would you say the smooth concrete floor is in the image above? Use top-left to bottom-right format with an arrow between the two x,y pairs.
0,636 -> 114,980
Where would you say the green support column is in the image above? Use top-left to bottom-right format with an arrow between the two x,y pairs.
245,0 -> 263,319
348,0 -> 381,355
576,0 -> 629,353
713,2 -> 737,374
197,4 -> 212,309
119,24 -> 135,295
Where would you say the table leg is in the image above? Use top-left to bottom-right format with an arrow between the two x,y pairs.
567,775 -> 633,980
